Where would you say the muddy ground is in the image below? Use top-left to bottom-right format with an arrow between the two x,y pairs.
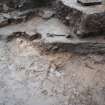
0,10 -> 105,105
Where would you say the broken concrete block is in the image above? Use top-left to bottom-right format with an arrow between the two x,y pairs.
55,0 -> 105,37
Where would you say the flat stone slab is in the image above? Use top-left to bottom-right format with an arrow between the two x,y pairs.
55,0 -> 105,37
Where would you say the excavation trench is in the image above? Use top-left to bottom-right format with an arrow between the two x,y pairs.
1,0 -> 105,54
0,13 -> 105,54
1,1 -> 105,105
0,15 -> 105,105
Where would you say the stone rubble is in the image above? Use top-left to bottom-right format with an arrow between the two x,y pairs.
54,0 -> 105,37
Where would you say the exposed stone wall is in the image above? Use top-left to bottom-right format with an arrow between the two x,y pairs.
54,1 -> 105,37
55,1 -> 83,36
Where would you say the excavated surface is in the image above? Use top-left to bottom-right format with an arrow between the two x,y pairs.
0,5 -> 105,104
0,15 -> 105,105
1,16 -> 105,44
1,34 -> 105,105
